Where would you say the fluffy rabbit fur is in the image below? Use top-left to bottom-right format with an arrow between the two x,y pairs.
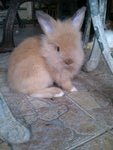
8,7 -> 86,98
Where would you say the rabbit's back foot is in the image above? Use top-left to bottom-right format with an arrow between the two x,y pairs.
30,87 -> 64,98
54,90 -> 64,97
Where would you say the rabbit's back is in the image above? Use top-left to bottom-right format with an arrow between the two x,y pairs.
8,37 -> 53,94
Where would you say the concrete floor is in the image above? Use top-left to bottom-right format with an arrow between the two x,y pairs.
0,26 -> 113,150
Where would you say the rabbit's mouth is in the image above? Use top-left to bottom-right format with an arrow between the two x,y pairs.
65,65 -> 74,71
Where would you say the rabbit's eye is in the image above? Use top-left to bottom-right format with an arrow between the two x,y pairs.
53,45 -> 60,52
56,46 -> 60,52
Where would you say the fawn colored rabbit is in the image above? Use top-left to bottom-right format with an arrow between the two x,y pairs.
8,7 -> 86,98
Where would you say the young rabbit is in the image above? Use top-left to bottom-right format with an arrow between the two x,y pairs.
8,7 -> 86,98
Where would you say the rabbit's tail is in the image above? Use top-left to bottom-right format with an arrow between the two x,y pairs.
29,87 -> 64,98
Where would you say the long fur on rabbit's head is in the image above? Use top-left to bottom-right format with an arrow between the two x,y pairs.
36,7 -> 86,76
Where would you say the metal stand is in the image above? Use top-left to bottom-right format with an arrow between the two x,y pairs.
0,0 -> 29,52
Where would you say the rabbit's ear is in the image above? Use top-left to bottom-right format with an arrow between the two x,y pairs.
72,7 -> 86,30
36,11 -> 56,34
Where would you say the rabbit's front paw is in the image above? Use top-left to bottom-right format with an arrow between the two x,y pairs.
70,86 -> 78,92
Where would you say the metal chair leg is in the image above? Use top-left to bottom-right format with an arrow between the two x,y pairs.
84,0 -> 113,73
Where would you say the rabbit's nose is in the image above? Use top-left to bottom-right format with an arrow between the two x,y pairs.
64,59 -> 73,65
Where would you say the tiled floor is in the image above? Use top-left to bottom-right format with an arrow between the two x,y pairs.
0,26 -> 113,150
